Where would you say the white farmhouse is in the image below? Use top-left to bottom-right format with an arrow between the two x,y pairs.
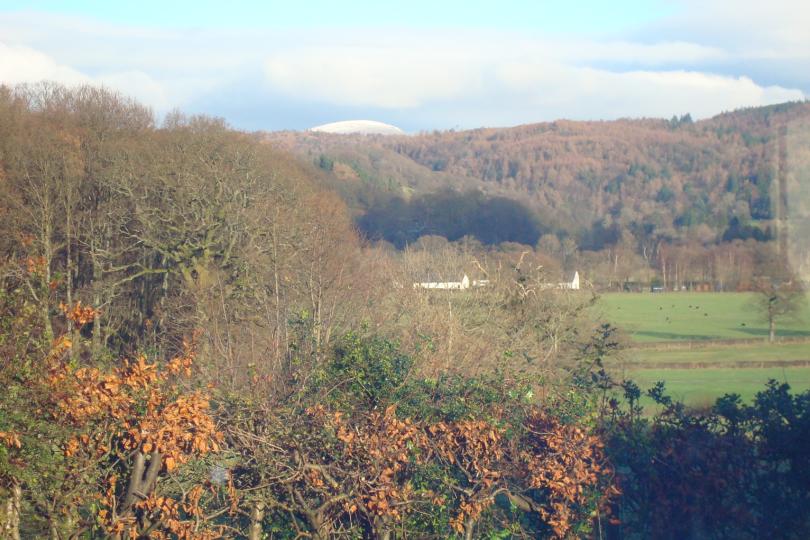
559,271 -> 580,290
413,274 -> 489,290
540,271 -> 582,290
413,272 -> 580,291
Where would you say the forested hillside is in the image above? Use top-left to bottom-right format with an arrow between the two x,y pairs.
266,101 -> 810,289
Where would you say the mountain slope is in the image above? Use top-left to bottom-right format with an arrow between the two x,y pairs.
263,101 -> 810,251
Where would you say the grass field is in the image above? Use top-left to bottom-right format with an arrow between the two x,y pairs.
597,292 -> 810,342
619,342 -> 810,366
622,367 -> 810,407
596,292 -> 810,405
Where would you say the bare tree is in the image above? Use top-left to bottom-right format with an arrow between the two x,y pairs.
753,277 -> 805,342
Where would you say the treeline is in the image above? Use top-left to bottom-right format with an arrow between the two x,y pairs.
0,82 -> 372,374
357,190 -> 545,248
1,85 -> 809,538
562,234 -> 792,292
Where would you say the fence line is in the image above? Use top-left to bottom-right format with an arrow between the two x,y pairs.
628,335 -> 810,351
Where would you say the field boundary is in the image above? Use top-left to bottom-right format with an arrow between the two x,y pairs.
614,359 -> 810,370
628,336 -> 810,351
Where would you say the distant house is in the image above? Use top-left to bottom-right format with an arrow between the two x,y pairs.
413,274 -> 488,290
558,271 -> 580,290
541,271 -> 580,290
413,272 -> 580,291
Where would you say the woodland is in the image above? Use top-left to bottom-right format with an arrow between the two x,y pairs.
268,101 -> 810,291
1,84 -> 809,539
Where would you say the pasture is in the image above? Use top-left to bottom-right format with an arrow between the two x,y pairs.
598,291 -> 810,343
597,292 -> 810,405
625,367 -> 810,407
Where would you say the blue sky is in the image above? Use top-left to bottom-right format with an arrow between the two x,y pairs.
2,1 -> 672,32
0,1 -> 807,131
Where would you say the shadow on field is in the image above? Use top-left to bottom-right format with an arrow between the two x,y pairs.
634,331 -> 718,341
736,328 -> 810,338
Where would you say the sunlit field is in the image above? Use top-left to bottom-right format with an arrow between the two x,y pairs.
598,292 -> 810,343
625,367 -> 810,408
599,292 -> 810,404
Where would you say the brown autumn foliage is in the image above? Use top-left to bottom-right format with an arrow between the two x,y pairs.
428,419 -> 505,536
516,411 -> 615,538
38,304 -> 225,539
222,386 -> 614,540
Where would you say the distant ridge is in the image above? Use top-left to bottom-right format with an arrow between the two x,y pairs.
266,100 -> 810,258
310,120 -> 404,135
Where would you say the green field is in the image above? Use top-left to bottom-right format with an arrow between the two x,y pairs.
598,292 -> 810,342
622,367 -> 810,408
619,342 -> 810,367
597,292 -> 810,405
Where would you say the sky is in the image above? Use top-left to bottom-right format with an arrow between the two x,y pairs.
0,0 -> 808,132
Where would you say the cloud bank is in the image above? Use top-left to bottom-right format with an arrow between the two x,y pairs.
0,41 -> 170,111
0,2 -> 807,131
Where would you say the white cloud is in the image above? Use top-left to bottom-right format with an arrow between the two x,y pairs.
651,0 -> 810,59
0,41 -> 171,112
0,8 -> 807,129
261,37 -> 804,122
0,12 -> 242,111
0,42 -> 89,86
96,71 -> 170,111
537,39 -> 728,65
495,62 -> 804,117
264,44 -> 485,108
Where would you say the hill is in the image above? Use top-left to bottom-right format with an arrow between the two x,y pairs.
269,103 -> 810,235
263,101 -> 810,286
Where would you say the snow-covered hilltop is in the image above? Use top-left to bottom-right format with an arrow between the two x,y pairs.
310,120 -> 404,135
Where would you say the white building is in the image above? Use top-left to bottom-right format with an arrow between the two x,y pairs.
540,271 -> 581,290
413,273 -> 579,290
413,274 -> 489,290
559,271 -> 580,290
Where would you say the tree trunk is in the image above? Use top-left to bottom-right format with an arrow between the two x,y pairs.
2,482 -> 21,540
464,517 -> 476,540
371,517 -> 392,540
271,216 -> 282,372
91,245 -> 103,355
41,220 -> 54,344
65,200 -> 74,354
769,317 -> 776,343
247,501 -> 265,540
